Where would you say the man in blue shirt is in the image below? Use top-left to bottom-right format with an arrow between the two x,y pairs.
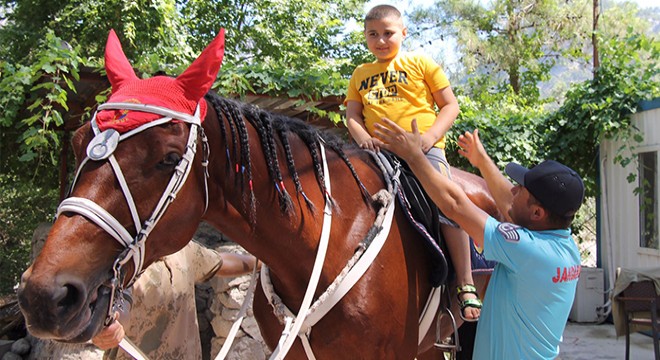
374,120 -> 584,360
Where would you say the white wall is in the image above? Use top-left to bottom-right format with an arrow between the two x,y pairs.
599,103 -> 660,291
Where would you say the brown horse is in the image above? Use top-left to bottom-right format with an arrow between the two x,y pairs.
17,30 -> 499,359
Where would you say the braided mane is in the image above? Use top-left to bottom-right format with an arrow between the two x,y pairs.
205,92 -> 370,225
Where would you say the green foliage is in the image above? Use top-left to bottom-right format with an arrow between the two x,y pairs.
447,90 -> 546,172
215,62 -> 349,99
178,0 -> 366,71
409,0 -> 592,96
0,174 -> 58,295
0,0 -> 193,66
0,30 -> 86,167
541,30 -> 660,196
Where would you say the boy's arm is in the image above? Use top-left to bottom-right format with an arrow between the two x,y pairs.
421,86 -> 460,153
457,129 -> 514,222
345,100 -> 383,151
374,119 -> 489,247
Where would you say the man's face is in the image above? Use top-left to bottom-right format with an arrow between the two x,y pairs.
364,15 -> 407,62
508,185 -> 536,228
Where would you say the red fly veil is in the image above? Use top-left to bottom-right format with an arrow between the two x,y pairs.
96,29 -> 225,133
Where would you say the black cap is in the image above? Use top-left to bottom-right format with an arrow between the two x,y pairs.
505,160 -> 585,217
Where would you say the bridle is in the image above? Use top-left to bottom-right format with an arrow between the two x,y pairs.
56,101 -> 210,325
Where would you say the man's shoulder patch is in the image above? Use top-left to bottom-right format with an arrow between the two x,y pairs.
497,222 -> 521,242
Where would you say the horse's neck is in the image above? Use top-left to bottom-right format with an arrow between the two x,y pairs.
200,107 -> 323,282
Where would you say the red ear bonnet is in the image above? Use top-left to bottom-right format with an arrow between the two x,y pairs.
97,29 -> 225,132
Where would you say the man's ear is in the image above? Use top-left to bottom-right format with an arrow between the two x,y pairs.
403,27 -> 408,37
531,204 -> 547,222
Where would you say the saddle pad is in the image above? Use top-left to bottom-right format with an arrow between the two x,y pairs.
376,151 -> 495,287
376,151 -> 449,286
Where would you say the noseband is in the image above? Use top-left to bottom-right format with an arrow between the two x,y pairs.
56,102 -> 210,324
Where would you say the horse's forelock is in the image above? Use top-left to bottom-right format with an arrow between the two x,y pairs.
71,124 -> 92,163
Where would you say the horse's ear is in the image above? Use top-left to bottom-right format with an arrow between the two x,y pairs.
105,29 -> 139,92
176,28 -> 225,102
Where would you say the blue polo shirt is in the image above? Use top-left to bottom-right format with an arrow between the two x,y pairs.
473,216 -> 581,360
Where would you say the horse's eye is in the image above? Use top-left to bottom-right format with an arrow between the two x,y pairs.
158,152 -> 182,170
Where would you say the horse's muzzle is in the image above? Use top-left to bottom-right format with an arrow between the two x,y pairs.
17,266 -> 112,342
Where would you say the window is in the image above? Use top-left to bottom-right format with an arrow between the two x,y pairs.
638,151 -> 658,249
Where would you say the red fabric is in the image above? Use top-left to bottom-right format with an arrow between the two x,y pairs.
97,29 -> 225,133
95,76 -> 209,131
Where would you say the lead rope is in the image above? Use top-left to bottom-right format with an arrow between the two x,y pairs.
118,338 -> 150,360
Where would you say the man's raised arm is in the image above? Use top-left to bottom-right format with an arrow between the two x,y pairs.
374,118 -> 489,247
457,129 -> 514,223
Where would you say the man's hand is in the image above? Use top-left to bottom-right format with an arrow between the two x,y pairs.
457,129 -> 489,169
91,314 -> 125,350
373,118 -> 425,164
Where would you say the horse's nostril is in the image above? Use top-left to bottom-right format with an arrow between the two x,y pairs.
58,283 -> 81,309
51,275 -> 88,316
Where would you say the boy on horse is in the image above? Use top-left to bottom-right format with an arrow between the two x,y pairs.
344,4 -> 482,322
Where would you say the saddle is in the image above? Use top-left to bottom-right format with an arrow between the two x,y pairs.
376,151 -> 453,287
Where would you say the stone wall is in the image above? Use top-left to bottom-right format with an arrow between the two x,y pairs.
197,245 -> 270,360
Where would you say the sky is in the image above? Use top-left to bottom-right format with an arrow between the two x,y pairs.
358,0 -> 658,74
364,0 -> 658,13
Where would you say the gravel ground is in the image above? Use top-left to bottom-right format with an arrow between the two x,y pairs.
558,321 -> 656,360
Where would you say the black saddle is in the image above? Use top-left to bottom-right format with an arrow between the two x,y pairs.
378,151 -> 453,287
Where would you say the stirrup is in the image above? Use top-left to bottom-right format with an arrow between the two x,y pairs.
434,307 -> 461,358
457,284 -> 482,323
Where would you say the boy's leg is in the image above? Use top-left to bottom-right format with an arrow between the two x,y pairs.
442,224 -> 481,321
425,147 -> 481,321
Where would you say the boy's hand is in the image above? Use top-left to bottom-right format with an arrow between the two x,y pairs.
374,118 -> 425,164
420,132 -> 436,153
91,313 -> 125,350
457,129 -> 488,168
356,137 -> 384,152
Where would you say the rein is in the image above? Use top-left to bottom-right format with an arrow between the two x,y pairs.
56,102 -> 210,330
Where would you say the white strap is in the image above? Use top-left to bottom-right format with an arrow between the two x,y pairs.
57,197 -> 143,285
119,337 -> 150,360
301,196 -> 395,329
98,102 -> 201,125
108,155 -> 142,234
213,262 -> 260,360
418,286 -> 442,344
57,197 -> 134,247
300,331 -> 317,360
268,141 -> 333,360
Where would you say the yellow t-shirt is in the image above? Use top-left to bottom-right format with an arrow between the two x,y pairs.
345,52 -> 451,148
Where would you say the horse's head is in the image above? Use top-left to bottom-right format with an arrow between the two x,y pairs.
17,29 -> 224,342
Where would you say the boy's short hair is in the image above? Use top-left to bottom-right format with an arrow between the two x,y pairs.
365,4 -> 402,23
